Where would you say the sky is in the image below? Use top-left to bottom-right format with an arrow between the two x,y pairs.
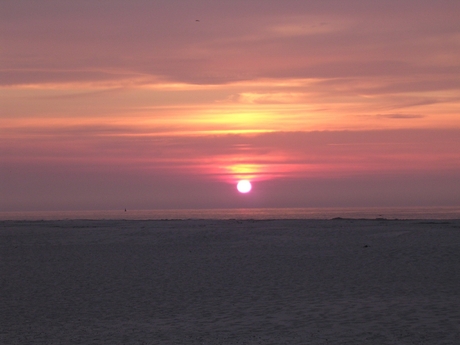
1,0 -> 460,211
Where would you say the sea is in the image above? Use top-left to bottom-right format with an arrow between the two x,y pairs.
1,206 -> 459,221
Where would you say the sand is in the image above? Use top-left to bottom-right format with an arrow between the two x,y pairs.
1,219 -> 459,344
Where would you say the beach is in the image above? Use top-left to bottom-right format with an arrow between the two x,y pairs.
1,219 -> 459,344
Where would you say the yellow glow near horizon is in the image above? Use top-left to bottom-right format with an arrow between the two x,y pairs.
227,164 -> 264,180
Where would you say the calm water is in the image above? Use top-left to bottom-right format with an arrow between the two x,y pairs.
1,207 -> 459,220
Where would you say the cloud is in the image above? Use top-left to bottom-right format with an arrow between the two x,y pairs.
376,114 -> 425,119
3,126 -> 460,176
2,1 -> 460,86
3,126 -> 460,210
236,92 -> 306,104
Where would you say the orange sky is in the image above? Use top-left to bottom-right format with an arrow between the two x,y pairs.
1,1 -> 460,210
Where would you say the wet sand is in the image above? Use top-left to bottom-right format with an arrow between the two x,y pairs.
1,219 -> 459,344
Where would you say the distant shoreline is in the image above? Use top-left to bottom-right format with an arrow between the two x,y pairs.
1,206 -> 460,221
1,218 -> 459,225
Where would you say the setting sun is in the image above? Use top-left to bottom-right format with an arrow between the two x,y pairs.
237,180 -> 252,193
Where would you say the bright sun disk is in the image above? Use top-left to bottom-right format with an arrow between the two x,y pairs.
237,180 -> 252,193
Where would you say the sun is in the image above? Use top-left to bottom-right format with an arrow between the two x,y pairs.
237,180 -> 252,193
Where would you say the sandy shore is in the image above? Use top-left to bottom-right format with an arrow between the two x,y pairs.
1,219 -> 459,344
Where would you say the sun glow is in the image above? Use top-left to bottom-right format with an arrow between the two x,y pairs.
237,180 -> 252,193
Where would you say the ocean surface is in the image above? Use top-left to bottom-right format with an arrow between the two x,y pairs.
1,206 -> 459,220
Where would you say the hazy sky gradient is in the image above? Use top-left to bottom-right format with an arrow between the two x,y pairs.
1,0 -> 460,211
